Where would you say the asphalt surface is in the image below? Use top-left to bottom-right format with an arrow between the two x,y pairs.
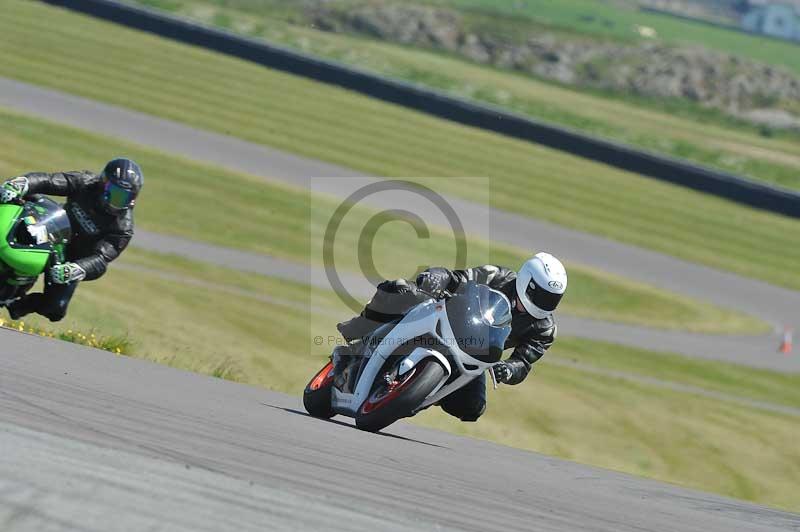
1,329 -> 798,532
2,76 -> 798,371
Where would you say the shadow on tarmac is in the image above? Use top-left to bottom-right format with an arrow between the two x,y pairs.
261,403 -> 449,449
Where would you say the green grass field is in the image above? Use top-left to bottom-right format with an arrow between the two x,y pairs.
1,1 -> 799,292
14,248 -> 798,512
0,106 -> 763,334
131,0 -> 800,191
0,318 -> 133,354
436,0 -> 800,76
140,0 -> 800,77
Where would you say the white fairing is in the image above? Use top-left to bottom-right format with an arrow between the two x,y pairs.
398,348 -> 451,377
331,290 -> 507,417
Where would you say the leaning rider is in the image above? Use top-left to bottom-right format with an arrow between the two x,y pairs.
336,252 -> 568,422
0,158 -> 142,322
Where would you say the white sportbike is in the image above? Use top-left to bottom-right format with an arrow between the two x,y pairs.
303,281 -> 512,432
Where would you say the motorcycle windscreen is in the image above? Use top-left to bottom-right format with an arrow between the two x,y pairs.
21,197 -> 71,245
445,282 -> 512,363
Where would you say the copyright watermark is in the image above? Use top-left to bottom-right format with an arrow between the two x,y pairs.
312,334 -> 486,350
309,177 -> 490,349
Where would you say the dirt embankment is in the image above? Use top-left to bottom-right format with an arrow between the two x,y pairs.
309,2 -> 800,129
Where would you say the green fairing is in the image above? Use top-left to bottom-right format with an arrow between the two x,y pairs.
0,204 -> 50,277
53,242 -> 66,264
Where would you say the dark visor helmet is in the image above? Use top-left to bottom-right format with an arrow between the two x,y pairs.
515,252 -> 568,319
100,158 -> 143,214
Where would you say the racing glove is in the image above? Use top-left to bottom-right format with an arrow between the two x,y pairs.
493,361 -> 513,384
0,177 -> 29,204
50,263 -> 87,284
415,267 -> 453,299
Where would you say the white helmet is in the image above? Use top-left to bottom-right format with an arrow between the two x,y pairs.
515,252 -> 567,319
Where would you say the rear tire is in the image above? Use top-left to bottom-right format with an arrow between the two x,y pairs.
303,361 -> 336,419
355,359 -> 445,433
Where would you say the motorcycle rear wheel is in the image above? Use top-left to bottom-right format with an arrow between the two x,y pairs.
355,359 -> 445,433
303,361 -> 336,419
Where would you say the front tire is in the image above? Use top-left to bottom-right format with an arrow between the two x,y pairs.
355,359 -> 445,433
303,361 -> 336,419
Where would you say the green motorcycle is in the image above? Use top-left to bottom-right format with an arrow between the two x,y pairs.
0,195 -> 71,305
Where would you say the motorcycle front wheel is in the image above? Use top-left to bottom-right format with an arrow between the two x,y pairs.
355,359 -> 445,433
303,361 -> 336,419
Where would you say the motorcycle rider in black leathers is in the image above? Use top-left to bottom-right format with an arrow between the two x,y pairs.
336,252 -> 568,422
0,158 -> 143,322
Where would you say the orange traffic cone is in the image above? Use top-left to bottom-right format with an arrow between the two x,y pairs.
779,328 -> 793,354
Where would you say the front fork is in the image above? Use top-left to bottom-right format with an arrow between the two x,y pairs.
0,275 -> 35,306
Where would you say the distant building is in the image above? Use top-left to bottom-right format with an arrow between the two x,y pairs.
741,1 -> 800,41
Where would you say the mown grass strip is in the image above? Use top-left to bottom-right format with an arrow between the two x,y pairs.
554,336 -> 800,410
0,106 -> 767,334
131,0 -> 800,190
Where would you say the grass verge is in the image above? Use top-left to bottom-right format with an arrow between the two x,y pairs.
415,361 -> 800,513
437,0 -> 800,76
0,106 -> 766,334
555,336 -> 800,409
0,317 -> 132,354
135,0 -> 800,76
1,1 -> 798,291
13,248 -> 798,512
131,0 -> 800,190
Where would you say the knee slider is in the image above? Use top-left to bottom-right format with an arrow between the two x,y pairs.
459,401 -> 486,422
44,301 -> 68,322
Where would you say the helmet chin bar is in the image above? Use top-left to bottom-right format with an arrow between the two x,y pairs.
100,199 -> 128,215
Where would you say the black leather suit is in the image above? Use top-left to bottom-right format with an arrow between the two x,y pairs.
337,265 -> 557,421
8,171 -> 134,321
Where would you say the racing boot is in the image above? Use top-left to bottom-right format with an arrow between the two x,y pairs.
6,295 -> 39,321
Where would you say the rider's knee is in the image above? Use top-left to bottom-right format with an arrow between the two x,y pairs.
441,396 -> 486,422
458,400 -> 486,422
43,301 -> 68,322
44,310 -> 66,322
